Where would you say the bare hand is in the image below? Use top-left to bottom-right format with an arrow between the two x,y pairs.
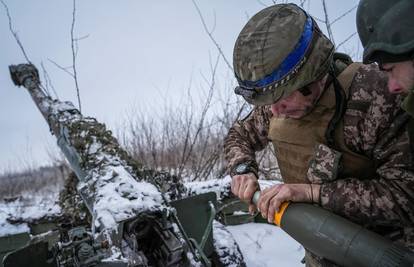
231,172 -> 259,214
257,184 -> 320,223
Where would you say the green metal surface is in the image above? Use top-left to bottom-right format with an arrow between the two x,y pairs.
170,192 -> 217,258
0,233 -> 30,267
217,196 -> 267,226
3,241 -> 54,267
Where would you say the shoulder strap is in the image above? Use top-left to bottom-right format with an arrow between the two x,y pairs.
408,118 -> 414,153
336,62 -> 363,98
325,62 -> 362,148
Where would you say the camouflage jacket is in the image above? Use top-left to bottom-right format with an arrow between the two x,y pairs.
224,64 -> 414,249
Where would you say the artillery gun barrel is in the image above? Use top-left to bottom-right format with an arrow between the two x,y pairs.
252,191 -> 414,267
7,63 -> 249,267
8,64 -> 178,264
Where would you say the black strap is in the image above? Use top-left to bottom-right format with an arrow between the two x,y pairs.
408,118 -> 414,153
325,64 -> 348,149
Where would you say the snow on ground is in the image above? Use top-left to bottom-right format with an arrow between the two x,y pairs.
0,212 -> 29,236
0,178 -> 304,266
0,198 -> 305,267
228,223 -> 304,267
0,193 -> 60,237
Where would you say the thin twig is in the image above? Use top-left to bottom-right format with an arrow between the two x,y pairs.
256,0 -> 268,7
335,32 -> 357,50
41,62 -> 59,99
244,11 -> 250,22
192,0 -> 233,71
74,34 -> 90,42
311,15 -> 325,24
182,53 -> 220,180
2,0 -> 49,96
48,58 -> 74,77
1,0 -> 31,63
71,0 -> 82,112
321,0 -> 335,46
330,5 -> 357,26
211,10 -> 217,34
40,62 -> 51,96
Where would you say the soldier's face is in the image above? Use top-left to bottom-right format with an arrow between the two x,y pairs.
270,79 -> 324,119
381,60 -> 414,95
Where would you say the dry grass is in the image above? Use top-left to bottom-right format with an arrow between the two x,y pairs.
118,69 -> 279,181
0,164 -> 68,199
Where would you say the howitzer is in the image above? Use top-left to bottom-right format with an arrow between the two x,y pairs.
4,63 -> 245,267
251,191 -> 414,267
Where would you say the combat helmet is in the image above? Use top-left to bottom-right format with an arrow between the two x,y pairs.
233,3 -> 334,106
357,0 -> 414,64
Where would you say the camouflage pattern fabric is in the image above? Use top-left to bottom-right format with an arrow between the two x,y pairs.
224,63 -> 414,253
307,143 -> 342,184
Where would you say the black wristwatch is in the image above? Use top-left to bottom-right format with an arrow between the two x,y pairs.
231,162 -> 258,177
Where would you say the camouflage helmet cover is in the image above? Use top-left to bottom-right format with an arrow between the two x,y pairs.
357,0 -> 414,64
233,4 -> 334,106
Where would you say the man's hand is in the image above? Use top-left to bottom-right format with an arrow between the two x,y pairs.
231,172 -> 259,214
257,184 -> 320,223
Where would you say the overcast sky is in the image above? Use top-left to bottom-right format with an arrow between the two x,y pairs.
0,0 -> 360,173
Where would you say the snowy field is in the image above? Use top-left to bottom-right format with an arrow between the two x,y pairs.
0,178 -> 304,266
228,223 -> 304,267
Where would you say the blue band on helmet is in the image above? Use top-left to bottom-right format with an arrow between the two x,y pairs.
238,16 -> 314,90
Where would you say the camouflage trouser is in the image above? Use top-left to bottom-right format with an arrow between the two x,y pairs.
305,251 -> 339,267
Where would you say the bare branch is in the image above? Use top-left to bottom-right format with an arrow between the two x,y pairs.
40,63 -> 51,96
311,15 -> 325,24
335,32 -> 357,50
1,0 -> 31,63
192,0 -> 233,71
321,0 -> 335,46
331,5 -> 357,26
244,11 -> 250,21
256,0 -> 268,7
41,62 -> 59,99
211,10 -> 217,34
48,58 -> 74,78
179,53 -> 220,179
74,34 -> 90,42
71,0 -> 82,112
2,6 -> 52,99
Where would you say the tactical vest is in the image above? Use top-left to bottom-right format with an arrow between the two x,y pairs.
268,63 -> 376,184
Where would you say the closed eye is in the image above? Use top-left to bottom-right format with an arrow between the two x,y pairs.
379,64 -> 393,72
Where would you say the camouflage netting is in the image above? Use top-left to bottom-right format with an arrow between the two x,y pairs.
66,117 -> 187,201
57,116 -> 188,228
59,171 -> 91,226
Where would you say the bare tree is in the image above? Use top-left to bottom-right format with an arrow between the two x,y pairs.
70,0 -> 82,112
1,0 -> 31,63
2,0 -> 362,189
192,0 -> 233,72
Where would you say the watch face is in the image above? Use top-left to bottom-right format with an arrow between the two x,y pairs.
235,163 -> 248,174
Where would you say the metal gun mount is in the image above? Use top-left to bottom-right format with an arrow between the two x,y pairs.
53,226 -> 109,266
5,64 -> 246,267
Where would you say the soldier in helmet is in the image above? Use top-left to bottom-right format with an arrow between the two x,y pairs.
224,3 -> 414,266
357,0 -> 414,118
